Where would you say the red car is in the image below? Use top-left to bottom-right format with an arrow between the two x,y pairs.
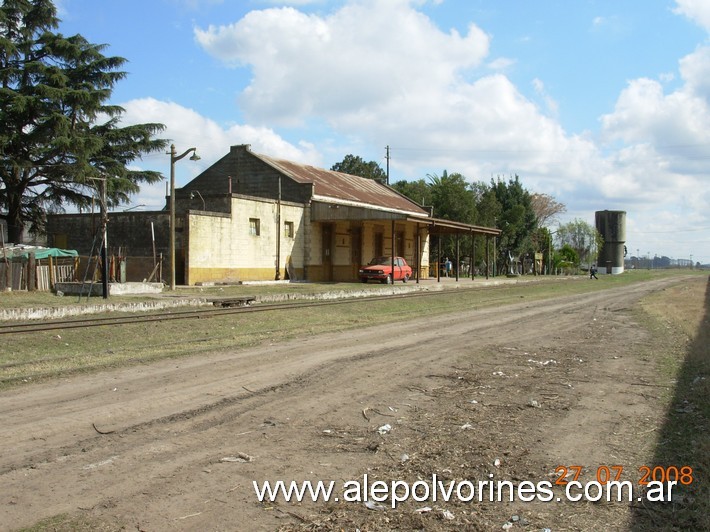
359,256 -> 412,284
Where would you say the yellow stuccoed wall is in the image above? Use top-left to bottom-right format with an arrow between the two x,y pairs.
184,195 -> 430,285
185,196 -> 307,284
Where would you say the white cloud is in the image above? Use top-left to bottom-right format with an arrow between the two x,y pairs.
121,97 -> 321,165
673,0 -> 710,31
679,45 -> 710,98
192,1 -> 596,190
189,0 -> 632,232
132,1 -> 709,260
600,50 -> 710,156
590,14 -> 628,37
532,78 -> 559,118
487,57 -> 516,71
116,98 -> 321,209
194,0 -> 490,126
596,35 -> 710,253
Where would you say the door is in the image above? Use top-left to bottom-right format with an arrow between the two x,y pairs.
351,225 -> 362,279
374,231 -> 384,259
396,231 -> 405,258
321,224 -> 333,281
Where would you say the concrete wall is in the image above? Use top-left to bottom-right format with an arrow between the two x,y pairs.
47,211 -> 170,258
47,212 -> 171,283
188,205 -> 431,284
185,196 -> 307,284
46,197 -> 432,286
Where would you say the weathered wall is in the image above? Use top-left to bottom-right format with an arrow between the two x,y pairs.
181,145 -> 312,203
47,212 -> 171,282
185,194 -> 428,284
47,212 -> 170,258
305,219 -> 431,283
44,188 -> 432,286
185,196 -> 307,284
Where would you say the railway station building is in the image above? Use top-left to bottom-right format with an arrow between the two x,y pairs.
46,144 -> 500,285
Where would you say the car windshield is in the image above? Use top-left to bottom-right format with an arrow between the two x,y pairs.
368,257 -> 391,266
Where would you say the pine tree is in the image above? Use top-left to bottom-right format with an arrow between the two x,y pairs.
0,0 -> 167,243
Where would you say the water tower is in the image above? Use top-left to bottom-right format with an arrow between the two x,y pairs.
595,210 -> 626,274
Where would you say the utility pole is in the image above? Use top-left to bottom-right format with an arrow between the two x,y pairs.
275,176 -> 281,280
169,144 -> 200,290
385,145 -> 390,185
100,178 -> 109,299
87,176 -> 109,298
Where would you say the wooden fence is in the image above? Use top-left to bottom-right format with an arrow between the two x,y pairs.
1,254 -> 164,291
1,258 -> 78,291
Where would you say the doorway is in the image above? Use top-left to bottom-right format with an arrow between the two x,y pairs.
374,231 -> 384,259
321,223 -> 333,281
396,230 -> 405,257
351,225 -> 362,279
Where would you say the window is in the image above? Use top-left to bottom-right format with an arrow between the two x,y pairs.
249,218 -> 260,236
284,221 -> 294,238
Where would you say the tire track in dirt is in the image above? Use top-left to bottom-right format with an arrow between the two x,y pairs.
0,277 -> 681,530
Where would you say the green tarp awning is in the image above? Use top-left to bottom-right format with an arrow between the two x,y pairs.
3,247 -> 78,260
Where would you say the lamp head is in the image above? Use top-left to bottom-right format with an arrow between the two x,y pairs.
190,151 -> 201,161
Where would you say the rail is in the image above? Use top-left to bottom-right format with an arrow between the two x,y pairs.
0,286 -> 491,335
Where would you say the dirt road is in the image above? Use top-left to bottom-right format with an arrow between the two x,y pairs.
0,277 -> 692,530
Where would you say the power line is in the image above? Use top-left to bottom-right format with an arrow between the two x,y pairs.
633,227 -> 710,234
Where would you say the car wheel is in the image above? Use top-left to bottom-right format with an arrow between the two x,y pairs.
403,274 -> 410,283
383,274 -> 392,285
361,278 -> 368,283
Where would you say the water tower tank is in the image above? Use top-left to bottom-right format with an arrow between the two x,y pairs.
595,210 -> 626,274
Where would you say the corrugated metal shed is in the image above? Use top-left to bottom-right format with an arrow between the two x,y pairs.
256,152 -> 429,216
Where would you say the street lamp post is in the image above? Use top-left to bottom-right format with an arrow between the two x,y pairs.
189,190 -> 206,211
169,144 -> 200,290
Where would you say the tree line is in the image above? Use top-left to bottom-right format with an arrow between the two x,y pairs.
331,155 -> 602,273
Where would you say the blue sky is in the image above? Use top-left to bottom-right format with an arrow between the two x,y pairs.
55,0 -> 710,264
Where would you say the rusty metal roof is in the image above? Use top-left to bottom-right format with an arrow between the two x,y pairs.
255,152 -> 430,216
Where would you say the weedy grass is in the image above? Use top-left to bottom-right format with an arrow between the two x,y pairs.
631,274 -> 709,531
19,513 -> 123,532
0,270 -> 703,391
10,271 -> 708,532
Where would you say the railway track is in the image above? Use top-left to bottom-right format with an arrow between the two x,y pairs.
0,286 -> 484,335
